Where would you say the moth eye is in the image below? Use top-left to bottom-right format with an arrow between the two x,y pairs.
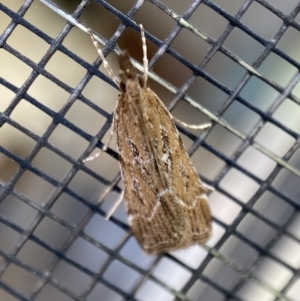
138,76 -> 146,87
120,82 -> 126,92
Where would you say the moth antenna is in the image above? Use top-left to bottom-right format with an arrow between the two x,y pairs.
88,28 -> 120,86
139,24 -> 148,84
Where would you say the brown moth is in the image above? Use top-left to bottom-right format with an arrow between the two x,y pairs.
86,25 -> 212,254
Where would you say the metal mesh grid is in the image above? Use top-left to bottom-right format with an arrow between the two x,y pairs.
1,0 -> 300,300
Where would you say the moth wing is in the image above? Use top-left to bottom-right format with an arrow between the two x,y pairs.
115,88 -> 211,254
147,90 -> 212,247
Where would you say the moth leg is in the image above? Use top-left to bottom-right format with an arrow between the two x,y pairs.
139,24 -> 148,84
83,125 -> 114,163
105,189 -> 124,220
88,28 -> 120,86
201,182 -> 215,193
172,116 -> 211,131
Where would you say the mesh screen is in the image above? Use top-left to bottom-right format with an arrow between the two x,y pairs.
1,0 -> 300,300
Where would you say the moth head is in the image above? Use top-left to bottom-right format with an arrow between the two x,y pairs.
118,50 -> 146,92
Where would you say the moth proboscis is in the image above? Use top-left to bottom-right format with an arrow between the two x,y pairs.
85,24 -> 213,254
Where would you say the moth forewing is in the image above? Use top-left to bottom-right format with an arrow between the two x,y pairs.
87,25 -> 212,255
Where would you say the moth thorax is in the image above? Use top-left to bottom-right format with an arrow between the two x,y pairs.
125,78 -> 142,102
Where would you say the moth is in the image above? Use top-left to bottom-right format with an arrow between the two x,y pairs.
86,25 -> 212,254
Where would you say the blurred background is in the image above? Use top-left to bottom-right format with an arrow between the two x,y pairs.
1,0 -> 300,300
